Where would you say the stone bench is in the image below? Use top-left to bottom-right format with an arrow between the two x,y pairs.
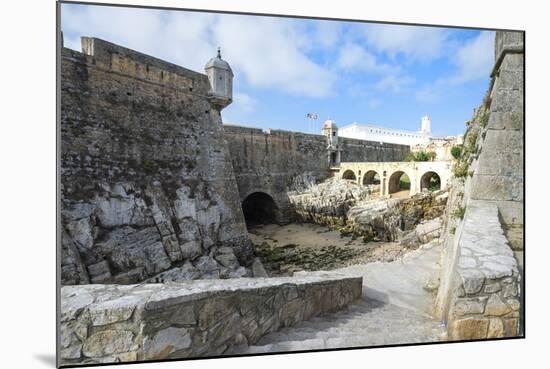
447,200 -> 521,340
60,272 -> 362,366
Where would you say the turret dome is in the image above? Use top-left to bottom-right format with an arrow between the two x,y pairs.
205,48 -> 233,75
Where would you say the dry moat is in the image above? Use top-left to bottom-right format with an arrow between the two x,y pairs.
250,223 -> 407,276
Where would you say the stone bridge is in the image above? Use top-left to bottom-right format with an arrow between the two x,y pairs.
337,161 -> 452,197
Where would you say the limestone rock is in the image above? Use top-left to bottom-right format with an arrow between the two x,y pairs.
82,330 -> 136,357
485,294 -> 511,316
143,327 -> 192,360
451,317 -> 489,340
252,258 -> 268,277
89,295 -> 143,326
487,318 -> 504,338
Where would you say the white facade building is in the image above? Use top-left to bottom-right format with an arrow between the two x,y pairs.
338,115 -> 433,146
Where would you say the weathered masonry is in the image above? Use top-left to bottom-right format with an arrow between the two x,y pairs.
60,36 -> 411,285
337,161 -> 452,196
60,37 -> 253,285
60,272 -> 362,365
435,31 -> 524,340
224,125 -> 409,226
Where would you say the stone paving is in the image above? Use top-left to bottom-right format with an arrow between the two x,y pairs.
231,243 -> 446,354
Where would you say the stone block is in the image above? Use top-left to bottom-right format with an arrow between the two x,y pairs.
476,150 -> 522,176
487,318 -> 505,338
503,318 -> 520,337
485,294 -> 511,316
487,111 -> 523,131
499,53 -> 524,72
279,298 -> 305,327
495,70 -> 523,92
82,330 -> 136,358
490,89 -> 523,113
470,174 -> 523,202
143,327 -> 192,360
453,297 -> 486,316
482,130 -> 523,154
460,268 -> 485,294
496,201 -> 523,226
451,317 -> 489,340
89,294 -> 142,326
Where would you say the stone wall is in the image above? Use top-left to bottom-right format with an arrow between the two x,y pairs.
339,136 -> 410,163
472,31 -> 524,265
223,125 -> 409,222
434,31 -> 523,340
446,202 -> 520,339
223,125 -> 330,222
61,38 -> 253,285
60,272 -> 362,366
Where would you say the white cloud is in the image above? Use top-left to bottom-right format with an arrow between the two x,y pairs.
361,24 -> 449,61
61,4 -> 335,98
367,98 -> 382,109
375,75 -> 415,93
232,93 -> 256,113
336,42 -> 398,74
212,15 -> 335,97
415,31 -> 495,103
448,31 -> 495,84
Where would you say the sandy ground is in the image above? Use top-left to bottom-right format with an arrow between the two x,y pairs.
249,223 -> 413,276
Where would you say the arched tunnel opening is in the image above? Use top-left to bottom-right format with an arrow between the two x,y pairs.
421,171 -> 441,192
242,192 -> 278,229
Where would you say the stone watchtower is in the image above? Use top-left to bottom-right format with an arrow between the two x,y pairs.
322,119 -> 341,166
205,48 -> 233,110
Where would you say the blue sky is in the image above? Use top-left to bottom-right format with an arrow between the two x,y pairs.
61,3 -> 495,137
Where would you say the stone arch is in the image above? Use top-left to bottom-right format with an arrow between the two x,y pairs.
388,170 -> 411,196
362,170 -> 381,194
342,169 -> 357,181
362,170 -> 380,185
420,171 -> 441,192
241,191 -> 279,229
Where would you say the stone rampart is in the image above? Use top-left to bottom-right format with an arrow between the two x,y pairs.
223,125 -> 409,222
60,272 -> 362,365
434,31 -> 523,340
61,38 -> 252,285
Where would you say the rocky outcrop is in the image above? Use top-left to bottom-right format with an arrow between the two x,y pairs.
60,272 -> 362,366
289,178 -> 447,242
61,38 -> 253,285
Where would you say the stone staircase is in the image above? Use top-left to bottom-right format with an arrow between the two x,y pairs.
231,242 -> 447,354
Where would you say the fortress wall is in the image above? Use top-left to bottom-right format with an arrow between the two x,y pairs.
339,137 -> 409,162
60,38 -> 252,285
59,272 -> 362,365
435,31 -> 523,339
223,125 -> 331,222
223,125 -> 409,221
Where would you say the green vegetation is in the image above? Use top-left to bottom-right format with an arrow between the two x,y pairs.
452,205 -> 465,220
399,174 -> 411,190
404,151 -> 436,162
479,109 -> 489,128
451,146 -> 462,160
453,161 -> 469,178
427,176 -> 441,191
450,227 -> 456,235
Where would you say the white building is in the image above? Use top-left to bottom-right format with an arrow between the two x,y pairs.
338,115 -> 433,146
